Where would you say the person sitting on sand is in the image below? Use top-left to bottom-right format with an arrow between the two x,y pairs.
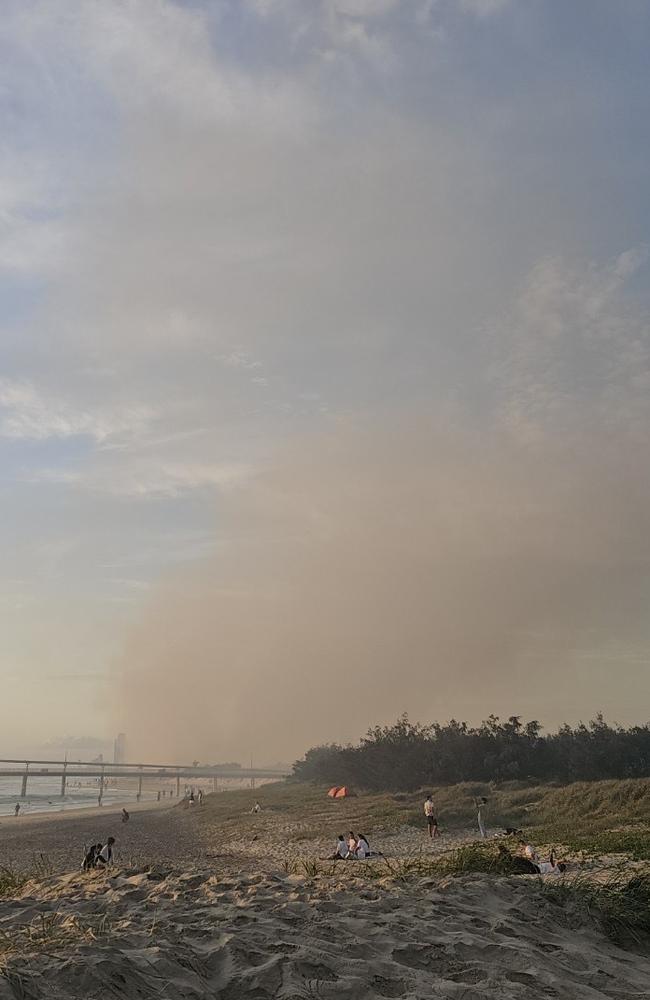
96,837 -> 115,867
82,843 -> 100,871
328,835 -> 348,860
355,834 -> 370,859
346,831 -> 358,858
519,839 -> 537,862
251,801 -> 261,814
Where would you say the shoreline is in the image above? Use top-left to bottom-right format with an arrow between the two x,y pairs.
0,795 -> 172,831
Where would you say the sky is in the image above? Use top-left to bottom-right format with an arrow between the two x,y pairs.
1,0 -> 650,763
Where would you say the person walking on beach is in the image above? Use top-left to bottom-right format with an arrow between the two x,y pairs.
198,789 -> 204,806
424,795 -> 438,839
14,803 -> 20,816
121,808 -> 130,824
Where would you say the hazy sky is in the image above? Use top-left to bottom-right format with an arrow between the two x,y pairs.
1,1 -> 650,761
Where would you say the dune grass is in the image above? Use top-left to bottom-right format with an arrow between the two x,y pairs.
0,857 -> 52,899
542,870 -> 650,948
248,777 -> 650,860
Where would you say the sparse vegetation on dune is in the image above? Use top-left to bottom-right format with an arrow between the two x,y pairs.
542,871 -> 650,948
197,775 -> 650,863
0,857 -> 52,898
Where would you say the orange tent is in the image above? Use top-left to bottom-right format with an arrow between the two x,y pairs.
327,787 -> 340,798
334,786 -> 353,798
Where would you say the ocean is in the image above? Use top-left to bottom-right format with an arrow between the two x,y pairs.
0,775 -> 161,818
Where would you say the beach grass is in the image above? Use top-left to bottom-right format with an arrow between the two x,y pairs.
0,856 -> 52,898
542,870 -> 650,947
242,777 -> 650,861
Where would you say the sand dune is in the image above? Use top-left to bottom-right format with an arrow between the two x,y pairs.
1,865 -> 649,999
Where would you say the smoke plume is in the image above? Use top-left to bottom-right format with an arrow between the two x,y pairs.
114,400 -> 650,763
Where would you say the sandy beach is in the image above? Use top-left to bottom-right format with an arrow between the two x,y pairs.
3,864 -> 650,1000
1,784 -> 650,998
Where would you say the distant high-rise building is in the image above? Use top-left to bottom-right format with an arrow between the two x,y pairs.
113,733 -> 127,764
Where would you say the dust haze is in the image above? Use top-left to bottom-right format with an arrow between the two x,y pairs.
115,406 -> 650,764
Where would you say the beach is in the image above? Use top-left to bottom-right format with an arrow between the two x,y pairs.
2,784 -> 650,999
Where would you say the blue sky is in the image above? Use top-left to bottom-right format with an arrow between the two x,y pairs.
1,0 -> 650,760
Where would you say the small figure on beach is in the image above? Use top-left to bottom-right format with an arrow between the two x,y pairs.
346,831 -> 358,857
121,808 -> 130,824
329,834 -> 348,860
536,850 -> 566,875
96,837 -> 115,868
189,791 -> 195,805
423,794 -> 439,839
82,843 -> 101,870
198,789 -> 204,806
519,839 -> 537,862
497,844 -> 566,875
474,796 -> 488,839
355,833 -> 370,859
251,800 -> 261,814
14,803 -> 20,816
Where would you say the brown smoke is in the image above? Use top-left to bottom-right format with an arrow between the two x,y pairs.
113,414 -> 650,764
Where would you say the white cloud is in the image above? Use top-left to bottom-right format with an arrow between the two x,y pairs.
0,379 -> 155,443
216,351 -> 263,370
459,0 -> 512,17
330,0 -> 400,16
491,248 -> 650,447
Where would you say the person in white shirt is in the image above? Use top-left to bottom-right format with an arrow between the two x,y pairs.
251,801 -> 261,814
423,795 -> 439,839
536,851 -> 566,875
328,835 -> 348,860
355,834 -> 370,859
474,796 -> 488,839
96,837 -> 115,867
520,841 -> 538,862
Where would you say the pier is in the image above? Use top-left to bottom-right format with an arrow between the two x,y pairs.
0,758 -> 290,803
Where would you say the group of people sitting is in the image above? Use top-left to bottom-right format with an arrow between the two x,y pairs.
329,830 -> 373,860
81,837 -> 115,870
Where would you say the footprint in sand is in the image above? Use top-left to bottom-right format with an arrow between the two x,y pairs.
293,960 -> 339,981
370,973 -> 409,997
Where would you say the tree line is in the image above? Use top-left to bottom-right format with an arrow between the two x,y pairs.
292,714 -> 650,791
